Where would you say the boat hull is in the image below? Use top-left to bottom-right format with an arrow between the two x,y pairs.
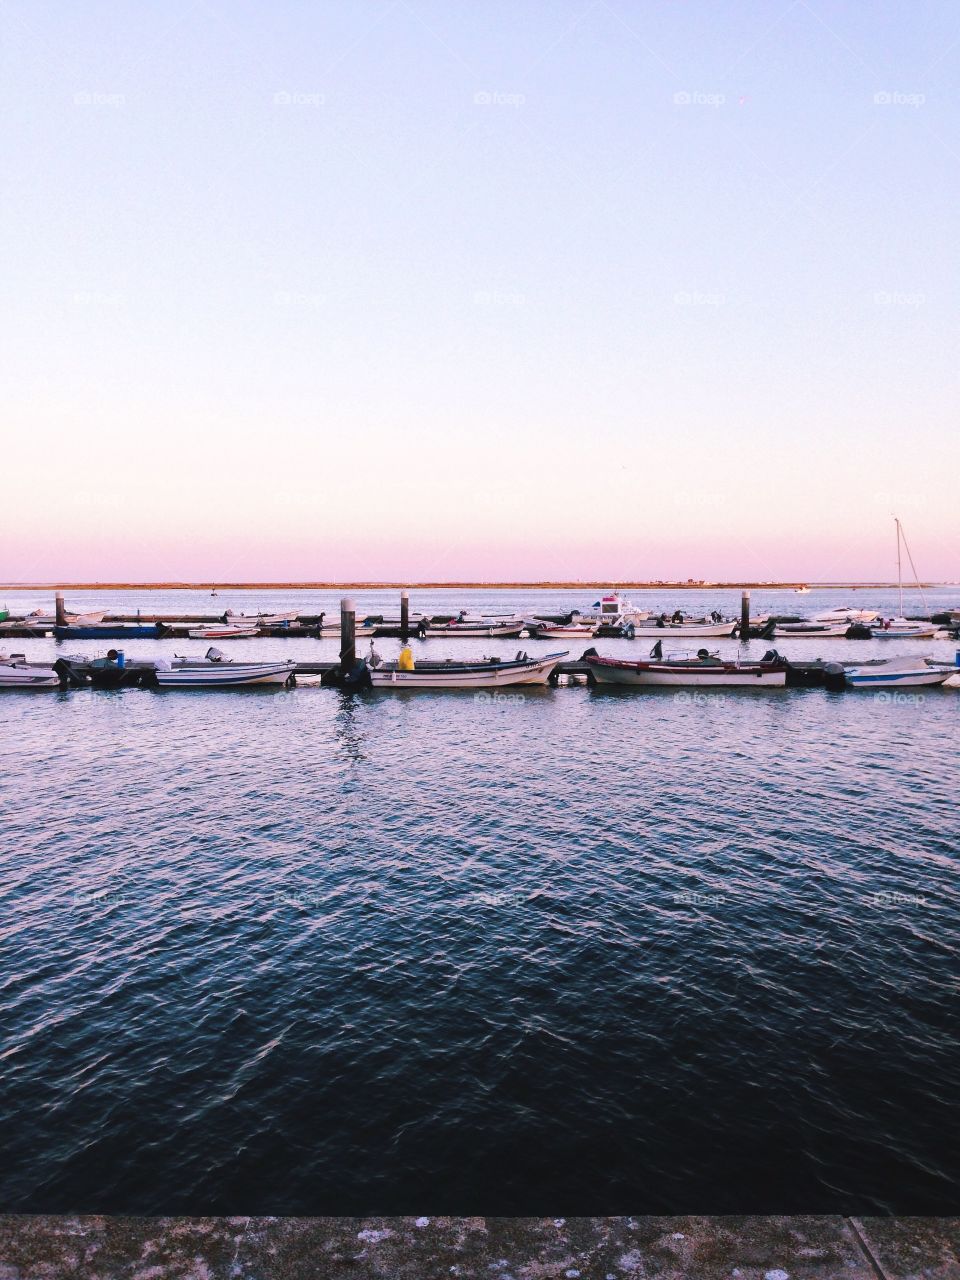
0,664 -> 60,689
53,624 -> 164,640
187,627 -> 260,639
155,663 -> 293,688
424,624 -> 525,638
588,657 -> 786,687
845,659 -> 947,688
629,622 -> 738,638
773,623 -> 850,637
529,624 -> 597,638
871,626 -> 937,640
369,653 -> 565,688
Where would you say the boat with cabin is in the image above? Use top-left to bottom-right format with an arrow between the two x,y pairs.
583,592 -> 651,627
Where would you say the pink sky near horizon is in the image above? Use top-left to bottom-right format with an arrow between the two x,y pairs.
2,2 -> 959,583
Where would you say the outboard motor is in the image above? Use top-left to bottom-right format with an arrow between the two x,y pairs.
581,646 -> 599,661
52,658 -> 88,689
205,646 -> 225,662
823,661 -> 847,692
649,640 -> 663,659
341,658 -> 372,691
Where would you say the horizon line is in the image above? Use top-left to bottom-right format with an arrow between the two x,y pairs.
1,581 -> 956,592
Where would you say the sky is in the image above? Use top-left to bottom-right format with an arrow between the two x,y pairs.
1,0 -> 958,583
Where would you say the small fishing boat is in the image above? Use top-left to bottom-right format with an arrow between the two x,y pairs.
187,624 -> 260,639
773,621 -> 851,637
367,651 -> 566,688
629,620 -> 738,638
154,659 -> 295,688
586,648 -> 788,687
795,586 -> 811,594
258,612 -> 299,625
424,621 -> 525,638
0,662 -> 60,689
870,619 -> 938,639
844,657 -> 948,688
526,620 -> 598,638
53,623 -> 169,640
815,607 -> 879,624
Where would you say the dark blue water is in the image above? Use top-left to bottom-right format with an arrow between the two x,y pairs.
1,590 -> 958,1212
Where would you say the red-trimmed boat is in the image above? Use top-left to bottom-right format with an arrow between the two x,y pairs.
586,647 -> 789,688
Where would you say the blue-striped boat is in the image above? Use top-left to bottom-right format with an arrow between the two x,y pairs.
844,658 -> 948,688
53,623 -> 169,640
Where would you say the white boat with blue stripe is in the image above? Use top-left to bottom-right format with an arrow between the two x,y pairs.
844,658 -> 948,689
155,658 -> 295,688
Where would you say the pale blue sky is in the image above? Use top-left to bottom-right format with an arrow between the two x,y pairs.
2,1 -> 958,581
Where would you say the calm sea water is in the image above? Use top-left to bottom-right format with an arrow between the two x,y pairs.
1,588 -> 958,1213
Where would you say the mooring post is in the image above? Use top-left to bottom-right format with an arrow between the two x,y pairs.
339,596 -> 356,673
55,592 -> 66,627
400,589 -> 409,641
740,589 -> 750,639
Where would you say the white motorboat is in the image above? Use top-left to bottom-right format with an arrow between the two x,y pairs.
586,650 -> 788,687
368,651 -> 566,688
0,662 -> 60,688
584,592 -> 651,626
155,659 -> 295,688
844,657 -> 948,688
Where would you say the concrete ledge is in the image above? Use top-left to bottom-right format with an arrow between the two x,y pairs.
0,1216 -> 957,1280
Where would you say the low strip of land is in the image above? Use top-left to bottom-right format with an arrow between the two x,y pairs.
0,581 -> 954,591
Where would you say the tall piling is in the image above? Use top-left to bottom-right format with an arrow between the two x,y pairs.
339,597 -> 356,673
55,592 -> 66,627
740,590 -> 750,639
400,590 -> 409,641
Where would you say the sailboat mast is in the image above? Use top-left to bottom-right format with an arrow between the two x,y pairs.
895,516 -> 903,616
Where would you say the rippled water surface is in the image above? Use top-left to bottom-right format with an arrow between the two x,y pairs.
1,589 -> 958,1212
